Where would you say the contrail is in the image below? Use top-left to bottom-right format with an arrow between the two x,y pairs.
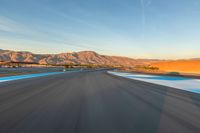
140,0 -> 146,39
140,0 -> 146,26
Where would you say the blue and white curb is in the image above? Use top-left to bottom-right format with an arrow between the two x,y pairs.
0,72 -> 65,83
108,71 -> 200,94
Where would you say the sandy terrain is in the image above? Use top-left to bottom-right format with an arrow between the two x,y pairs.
151,60 -> 200,74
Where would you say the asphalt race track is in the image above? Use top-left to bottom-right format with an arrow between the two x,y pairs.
0,71 -> 200,133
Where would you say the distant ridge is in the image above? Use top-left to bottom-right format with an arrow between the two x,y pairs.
0,49 -> 157,66
191,58 -> 200,60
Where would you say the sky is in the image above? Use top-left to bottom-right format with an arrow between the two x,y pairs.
0,0 -> 200,59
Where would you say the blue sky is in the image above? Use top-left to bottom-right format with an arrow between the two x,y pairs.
0,0 -> 200,59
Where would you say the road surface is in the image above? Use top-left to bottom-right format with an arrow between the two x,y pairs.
0,71 -> 200,133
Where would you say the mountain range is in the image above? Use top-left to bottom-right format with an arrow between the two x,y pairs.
1,49 -> 200,74
0,49 -> 156,66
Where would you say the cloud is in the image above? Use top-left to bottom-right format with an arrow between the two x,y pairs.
0,15 -> 41,36
0,15 -> 111,53
0,15 -> 59,40
0,16 -> 22,32
41,6 -> 134,51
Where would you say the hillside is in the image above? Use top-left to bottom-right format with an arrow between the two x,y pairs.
0,49 -> 155,67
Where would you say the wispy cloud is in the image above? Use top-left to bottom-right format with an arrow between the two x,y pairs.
0,3 -> 139,55
0,15 -> 42,36
0,16 -> 65,47
41,6 -> 134,52
0,15 -> 113,53
45,7 -> 117,35
0,16 -> 23,32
